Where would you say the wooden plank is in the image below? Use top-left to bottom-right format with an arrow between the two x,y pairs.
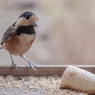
0,65 -> 95,76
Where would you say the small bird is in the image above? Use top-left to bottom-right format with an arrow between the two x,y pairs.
0,11 -> 38,70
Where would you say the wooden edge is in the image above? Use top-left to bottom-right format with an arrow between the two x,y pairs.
0,65 -> 95,76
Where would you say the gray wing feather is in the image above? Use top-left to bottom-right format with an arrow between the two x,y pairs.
1,28 -> 15,44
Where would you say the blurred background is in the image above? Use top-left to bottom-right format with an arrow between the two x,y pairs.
0,0 -> 95,66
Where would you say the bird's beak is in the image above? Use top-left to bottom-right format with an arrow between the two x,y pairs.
31,22 -> 38,27
30,15 -> 38,27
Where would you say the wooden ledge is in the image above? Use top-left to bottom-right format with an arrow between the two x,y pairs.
0,65 -> 95,76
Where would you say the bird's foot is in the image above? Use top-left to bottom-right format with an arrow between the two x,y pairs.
12,62 -> 17,70
28,61 -> 37,71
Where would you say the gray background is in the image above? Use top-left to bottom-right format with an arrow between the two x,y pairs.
0,0 -> 95,66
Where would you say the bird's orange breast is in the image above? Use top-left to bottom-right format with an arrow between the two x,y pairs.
3,34 -> 36,55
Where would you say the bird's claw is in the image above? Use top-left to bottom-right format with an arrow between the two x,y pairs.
12,62 -> 17,70
28,62 -> 37,71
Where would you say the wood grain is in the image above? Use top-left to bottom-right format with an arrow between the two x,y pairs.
0,65 -> 95,76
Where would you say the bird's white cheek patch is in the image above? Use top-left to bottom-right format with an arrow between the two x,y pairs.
15,17 -> 31,28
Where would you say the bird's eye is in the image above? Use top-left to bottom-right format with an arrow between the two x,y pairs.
24,15 -> 30,20
25,15 -> 28,18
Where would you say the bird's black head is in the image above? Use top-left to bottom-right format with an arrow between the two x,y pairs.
15,11 -> 38,27
19,12 -> 35,20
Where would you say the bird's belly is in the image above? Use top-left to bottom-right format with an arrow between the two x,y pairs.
3,34 -> 36,55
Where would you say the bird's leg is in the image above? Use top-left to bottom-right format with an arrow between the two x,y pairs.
20,55 -> 37,71
10,54 -> 17,70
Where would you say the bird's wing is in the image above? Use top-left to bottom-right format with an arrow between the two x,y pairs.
1,25 -> 16,44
